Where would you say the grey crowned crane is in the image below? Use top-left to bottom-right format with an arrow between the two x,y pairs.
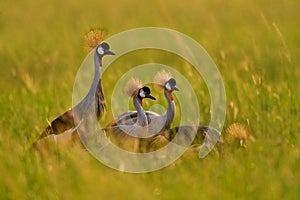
104,78 -> 156,152
148,125 -> 222,158
105,122 -> 222,155
106,70 -> 179,135
33,42 -> 115,147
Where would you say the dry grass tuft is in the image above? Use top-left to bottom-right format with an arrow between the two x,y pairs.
225,123 -> 255,148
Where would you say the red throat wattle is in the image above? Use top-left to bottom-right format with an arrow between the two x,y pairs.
168,91 -> 174,101
139,100 -> 143,106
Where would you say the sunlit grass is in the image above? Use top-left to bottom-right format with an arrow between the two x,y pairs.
0,0 -> 299,199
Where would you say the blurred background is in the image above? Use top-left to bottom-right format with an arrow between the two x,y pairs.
0,0 -> 299,199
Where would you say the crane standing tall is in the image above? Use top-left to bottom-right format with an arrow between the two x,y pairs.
33,42 -> 114,148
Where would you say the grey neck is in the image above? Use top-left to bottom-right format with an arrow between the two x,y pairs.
163,89 -> 175,129
90,53 -> 101,96
74,53 -> 103,118
133,95 -> 148,127
93,54 -> 106,119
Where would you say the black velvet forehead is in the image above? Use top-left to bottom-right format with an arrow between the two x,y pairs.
141,86 -> 151,94
100,42 -> 110,50
167,78 -> 176,86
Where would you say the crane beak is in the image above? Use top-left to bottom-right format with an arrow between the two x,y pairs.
145,94 -> 156,100
173,86 -> 179,91
106,50 -> 115,55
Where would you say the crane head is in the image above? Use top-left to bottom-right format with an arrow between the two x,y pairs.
165,78 -> 179,92
137,86 -> 156,106
96,42 -> 115,66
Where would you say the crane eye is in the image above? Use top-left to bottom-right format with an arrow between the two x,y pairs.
97,47 -> 104,55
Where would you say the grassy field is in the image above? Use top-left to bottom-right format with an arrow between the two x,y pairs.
1,0 -> 299,199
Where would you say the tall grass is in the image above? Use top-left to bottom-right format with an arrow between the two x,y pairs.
0,0 -> 299,199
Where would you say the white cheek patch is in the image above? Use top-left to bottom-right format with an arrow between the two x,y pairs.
97,47 -> 104,55
165,83 -> 171,91
139,91 -> 146,98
